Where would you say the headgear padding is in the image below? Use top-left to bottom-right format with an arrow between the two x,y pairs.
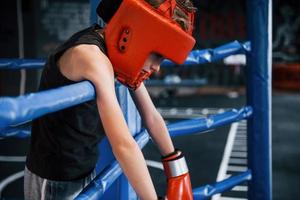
101,0 -> 196,89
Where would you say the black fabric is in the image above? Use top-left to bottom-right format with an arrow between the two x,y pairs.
26,24 -> 107,181
96,0 -> 122,23
161,149 -> 180,160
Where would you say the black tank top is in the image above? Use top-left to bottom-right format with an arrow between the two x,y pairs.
26,24 -> 107,181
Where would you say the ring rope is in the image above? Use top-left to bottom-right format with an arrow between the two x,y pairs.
0,41 -> 250,70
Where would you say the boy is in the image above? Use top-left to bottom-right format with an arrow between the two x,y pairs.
25,0 -> 196,199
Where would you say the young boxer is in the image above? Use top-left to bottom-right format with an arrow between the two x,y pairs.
25,0 -> 196,199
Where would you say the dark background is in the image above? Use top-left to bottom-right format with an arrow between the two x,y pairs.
1,0 -> 300,96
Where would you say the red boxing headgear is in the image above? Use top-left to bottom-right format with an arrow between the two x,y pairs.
103,0 -> 196,90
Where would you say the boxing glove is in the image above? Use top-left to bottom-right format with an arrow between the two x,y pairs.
162,149 -> 193,200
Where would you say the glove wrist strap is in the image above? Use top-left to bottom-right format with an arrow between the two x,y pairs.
161,148 -> 180,160
162,155 -> 189,177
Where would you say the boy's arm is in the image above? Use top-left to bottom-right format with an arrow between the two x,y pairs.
58,44 -> 157,200
130,83 -> 175,156
131,83 -> 194,200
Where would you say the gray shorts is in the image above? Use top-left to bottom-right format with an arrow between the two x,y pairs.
24,167 -> 96,200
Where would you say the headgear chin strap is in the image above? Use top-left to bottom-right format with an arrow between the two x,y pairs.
104,0 -> 196,90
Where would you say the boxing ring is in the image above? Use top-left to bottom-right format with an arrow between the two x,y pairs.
0,0 -> 272,199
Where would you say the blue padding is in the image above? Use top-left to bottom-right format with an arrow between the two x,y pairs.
246,0 -> 272,199
0,81 -> 95,129
74,130 -> 150,200
168,106 -> 253,137
193,170 -> 252,199
0,59 -> 45,69
162,40 -> 251,66
0,41 -> 250,70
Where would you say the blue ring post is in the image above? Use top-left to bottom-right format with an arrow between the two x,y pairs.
246,0 -> 272,199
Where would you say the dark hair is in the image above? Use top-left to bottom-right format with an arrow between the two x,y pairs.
97,0 -> 196,31
96,0 -> 122,23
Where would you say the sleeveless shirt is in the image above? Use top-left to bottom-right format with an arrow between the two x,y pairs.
26,24 -> 107,181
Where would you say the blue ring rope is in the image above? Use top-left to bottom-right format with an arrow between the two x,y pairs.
0,81 -> 95,129
193,170 -> 252,199
74,129 -> 251,200
0,106 -> 252,138
0,41 -> 250,70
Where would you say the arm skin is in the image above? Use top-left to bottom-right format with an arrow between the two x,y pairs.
130,83 -> 175,156
58,44 -> 157,200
